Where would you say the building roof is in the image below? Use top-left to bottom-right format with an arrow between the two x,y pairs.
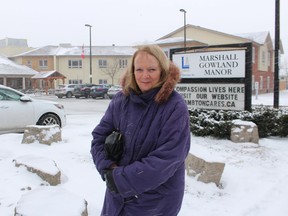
157,24 -> 249,43
31,70 -> 66,79
235,31 -> 270,45
235,31 -> 284,53
152,37 -> 206,45
0,55 -> 37,76
157,24 -> 285,53
14,46 -> 60,56
13,45 -> 136,57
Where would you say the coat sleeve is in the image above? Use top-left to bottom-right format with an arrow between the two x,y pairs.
90,95 -> 122,177
113,98 -> 191,198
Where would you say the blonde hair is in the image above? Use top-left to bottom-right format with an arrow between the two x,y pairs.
122,44 -> 170,95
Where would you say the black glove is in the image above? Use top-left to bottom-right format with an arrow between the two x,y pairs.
103,169 -> 118,193
104,131 -> 123,162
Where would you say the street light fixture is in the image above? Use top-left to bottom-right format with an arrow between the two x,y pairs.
85,24 -> 92,84
179,9 -> 187,50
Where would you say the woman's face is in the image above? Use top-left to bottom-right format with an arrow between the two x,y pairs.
134,51 -> 161,93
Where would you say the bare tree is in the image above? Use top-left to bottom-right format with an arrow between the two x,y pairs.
100,58 -> 123,85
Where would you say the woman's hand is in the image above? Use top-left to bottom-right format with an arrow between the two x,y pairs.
103,168 -> 118,193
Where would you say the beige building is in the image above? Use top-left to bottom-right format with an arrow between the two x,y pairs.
10,44 -> 135,90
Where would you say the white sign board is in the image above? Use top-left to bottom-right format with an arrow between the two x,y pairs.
173,50 -> 246,78
176,83 -> 245,110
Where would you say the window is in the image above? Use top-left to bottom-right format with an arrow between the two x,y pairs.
27,60 -> 32,68
39,59 -> 48,69
69,79 -> 82,84
261,51 -> 266,65
99,59 -> 107,68
119,59 -> 128,68
0,88 -> 21,101
99,79 -> 108,84
68,60 -> 82,68
260,76 -> 263,90
267,52 -> 271,66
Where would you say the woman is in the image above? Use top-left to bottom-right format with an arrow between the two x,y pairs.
91,44 -> 191,216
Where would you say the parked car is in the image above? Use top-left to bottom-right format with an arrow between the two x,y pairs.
107,85 -> 122,99
90,84 -> 111,99
55,84 -> 76,98
0,85 -> 66,134
73,84 -> 96,98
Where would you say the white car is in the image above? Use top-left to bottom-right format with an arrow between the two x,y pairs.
0,85 -> 66,134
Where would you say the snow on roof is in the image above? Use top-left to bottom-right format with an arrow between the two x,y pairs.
13,46 -> 59,57
0,55 -> 37,75
154,37 -> 202,45
14,45 -> 136,57
235,31 -> 269,45
32,70 -> 66,79
90,46 -> 136,56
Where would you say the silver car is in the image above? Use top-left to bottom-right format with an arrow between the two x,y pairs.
0,85 -> 66,134
107,85 -> 122,99
55,84 -> 76,98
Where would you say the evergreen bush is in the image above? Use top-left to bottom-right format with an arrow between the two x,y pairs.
277,114 -> 288,137
189,106 -> 288,139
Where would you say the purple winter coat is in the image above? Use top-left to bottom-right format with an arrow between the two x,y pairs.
91,65 -> 190,216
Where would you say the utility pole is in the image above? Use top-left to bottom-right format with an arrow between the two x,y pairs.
274,0 -> 280,108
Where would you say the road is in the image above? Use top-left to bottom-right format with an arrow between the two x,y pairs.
31,95 -> 111,115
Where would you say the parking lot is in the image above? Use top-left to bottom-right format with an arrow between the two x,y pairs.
31,95 -> 111,115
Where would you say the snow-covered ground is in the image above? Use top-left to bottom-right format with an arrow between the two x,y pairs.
0,91 -> 288,216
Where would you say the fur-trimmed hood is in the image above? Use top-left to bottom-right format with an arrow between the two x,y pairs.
121,61 -> 181,104
154,62 -> 180,104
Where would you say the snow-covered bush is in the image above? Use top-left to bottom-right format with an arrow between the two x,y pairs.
189,106 -> 288,139
276,112 -> 288,137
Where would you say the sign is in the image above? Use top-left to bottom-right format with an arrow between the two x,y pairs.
172,50 -> 246,78
176,83 -> 245,111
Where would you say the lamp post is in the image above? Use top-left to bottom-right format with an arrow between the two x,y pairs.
179,9 -> 187,50
85,24 -> 92,84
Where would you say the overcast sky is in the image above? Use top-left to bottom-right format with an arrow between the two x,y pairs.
1,0 -> 287,63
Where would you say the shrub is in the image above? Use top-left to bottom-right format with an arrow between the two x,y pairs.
277,114 -> 288,137
189,106 -> 288,138
243,106 -> 278,138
